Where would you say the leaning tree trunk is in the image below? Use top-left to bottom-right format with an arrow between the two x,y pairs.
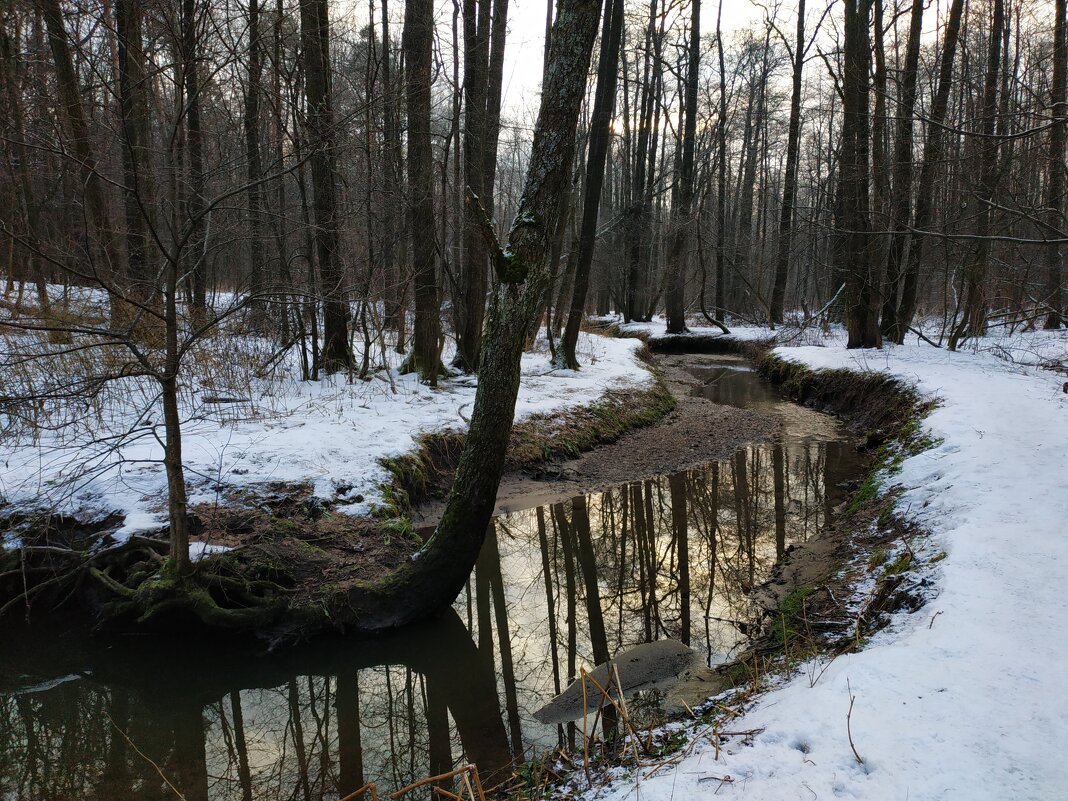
346,0 -> 602,630
41,0 -> 125,319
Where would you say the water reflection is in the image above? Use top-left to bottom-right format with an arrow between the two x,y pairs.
1,416 -> 861,800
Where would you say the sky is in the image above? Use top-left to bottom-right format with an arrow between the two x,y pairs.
492,0 -> 767,117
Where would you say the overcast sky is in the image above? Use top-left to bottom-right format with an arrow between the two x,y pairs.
491,0 -> 767,117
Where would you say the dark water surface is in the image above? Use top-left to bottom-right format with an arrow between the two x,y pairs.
0,359 -> 863,801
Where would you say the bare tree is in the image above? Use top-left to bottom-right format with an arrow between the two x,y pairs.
299,0 -> 352,371
1043,0 -> 1066,329
402,0 -> 442,383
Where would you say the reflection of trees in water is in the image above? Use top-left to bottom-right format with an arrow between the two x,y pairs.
0,609 -> 510,801
489,439 -> 846,729
0,440 -> 853,801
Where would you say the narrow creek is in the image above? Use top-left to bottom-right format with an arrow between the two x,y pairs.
0,355 -> 865,800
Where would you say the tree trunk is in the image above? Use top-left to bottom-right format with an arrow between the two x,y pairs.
116,0 -> 155,303
455,0 -> 491,372
893,0 -> 965,341
382,0 -> 406,336
948,0 -> 1004,350
245,0 -> 266,330
182,0 -> 206,317
162,266 -> 192,574
560,0 -> 624,368
625,0 -> 658,322
838,0 -> 880,348
346,0 -> 602,630
879,0 -> 924,339
1043,0 -> 1067,329
299,0 -> 352,371
402,0 -> 441,383
0,25 -> 53,320
664,0 -> 700,333
40,0 -> 124,313
714,0 -> 728,318
769,0 -> 805,325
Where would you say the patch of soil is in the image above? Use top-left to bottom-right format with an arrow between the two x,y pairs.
413,354 -> 783,525
188,486 -> 414,597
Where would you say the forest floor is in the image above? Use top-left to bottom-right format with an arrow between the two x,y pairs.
0,316 -> 653,550
569,322 -> 1068,801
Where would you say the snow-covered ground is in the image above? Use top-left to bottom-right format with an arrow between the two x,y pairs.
598,314 -> 777,344
0,328 -> 653,543
591,329 -> 1068,801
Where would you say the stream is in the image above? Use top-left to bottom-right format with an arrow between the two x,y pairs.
0,355 -> 865,801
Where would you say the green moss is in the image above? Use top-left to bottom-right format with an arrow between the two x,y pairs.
868,547 -> 888,571
885,550 -> 913,576
847,474 -> 881,515
781,584 -> 817,618
380,516 -> 420,545
770,584 -> 819,647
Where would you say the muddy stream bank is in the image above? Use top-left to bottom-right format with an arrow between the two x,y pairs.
0,351 -> 869,801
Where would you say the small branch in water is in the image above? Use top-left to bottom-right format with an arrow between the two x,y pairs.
389,765 -> 484,801
339,784 -> 380,801
105,711 -> 188,801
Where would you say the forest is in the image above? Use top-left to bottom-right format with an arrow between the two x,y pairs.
1,0 -> 1066,797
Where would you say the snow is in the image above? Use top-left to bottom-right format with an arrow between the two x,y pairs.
188,541 -> 232,561
589,330 -> 1068,801
604,314 -> 777,343
0,329 -> 653,542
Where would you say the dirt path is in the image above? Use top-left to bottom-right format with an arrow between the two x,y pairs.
413,353 -> 787,526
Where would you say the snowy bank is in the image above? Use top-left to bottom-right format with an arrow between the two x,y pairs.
0,331 -> 653,542
602,314 -> 777,344
589,333 -> 1068,801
